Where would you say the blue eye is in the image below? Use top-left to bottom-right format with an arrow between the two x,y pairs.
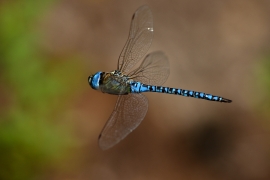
89,72 -> 102,90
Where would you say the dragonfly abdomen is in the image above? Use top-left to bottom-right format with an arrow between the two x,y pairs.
130,81 -> 231,103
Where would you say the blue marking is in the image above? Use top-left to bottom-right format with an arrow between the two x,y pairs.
205,94 -> 212,100
195,92 -> 199,98
213,96 -> 219,101
199,92 -> 205,98
130,81 -> 141,93
188,91 -> 194,97
176,89 -> 181,95
183,90 -> 188,97
140,84 -> 150,92
164,87 -> 168,93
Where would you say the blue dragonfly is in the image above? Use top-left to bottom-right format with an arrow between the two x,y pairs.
88,5 -> 232,150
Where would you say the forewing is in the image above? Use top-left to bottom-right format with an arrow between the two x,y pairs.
117,5 -> 153,73
129,51 -> 170,86
99,94 -> 148,150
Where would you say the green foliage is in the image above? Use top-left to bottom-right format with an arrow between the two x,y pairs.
254,53 -> 270,119
0,1 -> 83,179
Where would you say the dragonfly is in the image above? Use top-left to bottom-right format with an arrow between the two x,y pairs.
88,5 -> 232,150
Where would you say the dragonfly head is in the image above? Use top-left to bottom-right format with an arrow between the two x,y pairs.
88,71 -> 103,90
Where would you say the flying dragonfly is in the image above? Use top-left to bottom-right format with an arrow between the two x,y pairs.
88,5 -> 232,150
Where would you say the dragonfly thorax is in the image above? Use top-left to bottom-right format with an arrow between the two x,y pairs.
89,70 -> 132,95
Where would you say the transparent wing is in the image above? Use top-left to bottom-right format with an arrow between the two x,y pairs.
129,51 -> 170,86
118,5 -> 153,73
99,94 -> 148,150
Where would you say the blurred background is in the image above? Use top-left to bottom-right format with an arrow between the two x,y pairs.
1,0 -> 270,179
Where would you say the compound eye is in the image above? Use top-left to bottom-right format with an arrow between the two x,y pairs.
89,71 -> 103,90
